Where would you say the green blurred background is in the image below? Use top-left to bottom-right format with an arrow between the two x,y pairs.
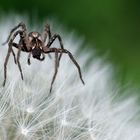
0,0 -> 140,92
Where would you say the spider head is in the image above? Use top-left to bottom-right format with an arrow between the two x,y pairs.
28,32 -> 45,61
28,32 -> 43,45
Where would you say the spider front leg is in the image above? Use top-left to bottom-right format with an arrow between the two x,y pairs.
47,34 -> 64,66
11,49 -> 17,64
27,52 -> 32,65
42,23 -> 52,59
3,30 -> 24,86
15,28 -> 30,80
43,23 -> 51,43
3,37 -> 17,64
43,47 -> 85,87
16,45 -> 24,80
62,49 -> 85,85
66,50 -> 85,85
2,22 -> 27,45
3,46 -> 12,86
11,31 -> 24,80
49,50 -> 59,93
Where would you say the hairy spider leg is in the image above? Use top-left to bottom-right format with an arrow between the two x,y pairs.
42,23 -> 52,59
11,31 -> 25,81
11,49 -> 17,64
66,50 -> 85,84
2,22 -> 27,45
43,23 -> 51,43
43,48 -> 85,87
3,47 -> 12,86
3,30 -> 23,86
16,44 -> 24,80
50,50 -> 59,93
27,51 -> 32,65
14,24 -> 32,80
47,34 -> 64,67
2,22 -> 28,64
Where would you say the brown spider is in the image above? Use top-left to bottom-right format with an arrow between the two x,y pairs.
2,22 -> 85,92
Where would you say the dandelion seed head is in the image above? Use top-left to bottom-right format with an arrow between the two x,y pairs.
0,14 -> 139,140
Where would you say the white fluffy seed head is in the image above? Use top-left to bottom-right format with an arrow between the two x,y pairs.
0,14 -> 139,140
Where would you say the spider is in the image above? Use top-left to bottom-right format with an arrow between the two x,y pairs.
2,22 -> 85,92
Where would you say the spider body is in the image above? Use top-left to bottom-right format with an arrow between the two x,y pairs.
28,32 -> 44,60
2,22 -> 85,92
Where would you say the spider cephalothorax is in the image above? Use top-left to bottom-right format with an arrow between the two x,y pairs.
2,22 -> 85,93
28,32 -> 45,60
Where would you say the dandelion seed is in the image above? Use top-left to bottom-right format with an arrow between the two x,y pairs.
21,127 -> 29,136
61,119 -> 68,126
26,107 -> 34,114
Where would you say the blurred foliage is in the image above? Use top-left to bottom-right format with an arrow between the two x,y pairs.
0,0 -> 140,88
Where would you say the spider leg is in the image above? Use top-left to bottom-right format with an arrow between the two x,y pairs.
3,47 -> 12,86
50,50 -> 59,93
16,45 -> 24,80
9,30 -> 24,80
43,48 -> 85,85
47,34 -> 64,66
11,41 -> 29,64
13,43 -> 32,67
2,22 -> 27,45
27,52 -> 32,65
3,30 -> 24,86
65,50 -> 85,85
11,49 -> 17,64
42,23 -> 52,59
3,40 -> 17,64
43,23 -> 51,43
